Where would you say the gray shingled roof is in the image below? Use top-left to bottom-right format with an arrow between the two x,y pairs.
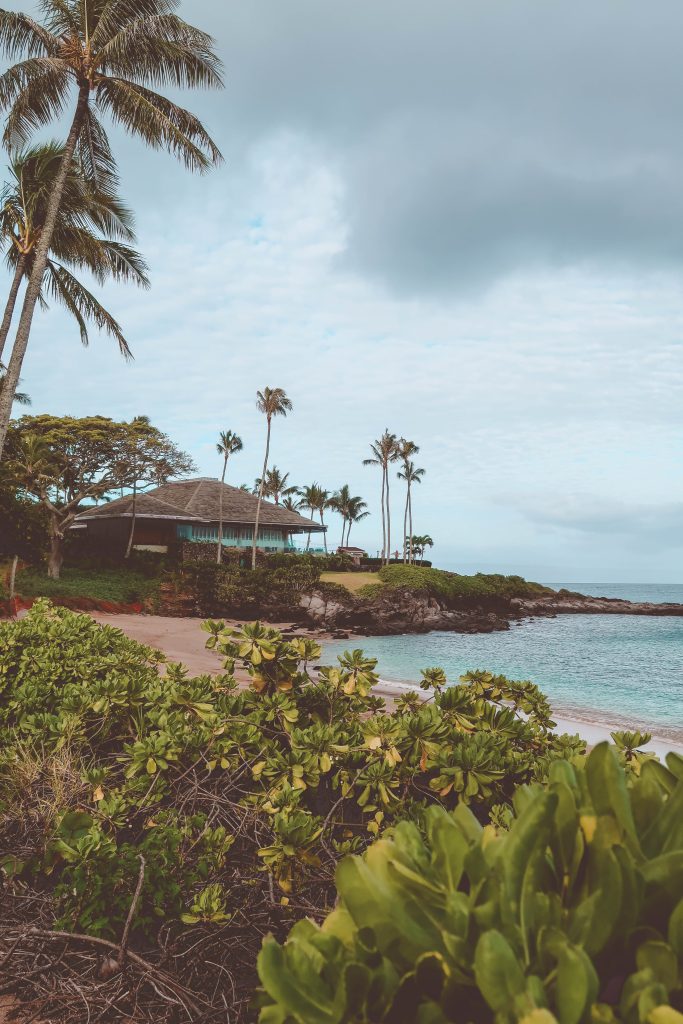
75,478 -> 325,534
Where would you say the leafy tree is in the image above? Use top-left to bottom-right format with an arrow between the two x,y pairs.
0,141 -> 149,365
282,493 -> 303,513
120,415 -> 195,558
363,430 -> 400,564
252,388 -> 293,569
216,429 -> 243,563
0,463 -> 46,559
346,494 -> 370,548
0,0 -> 224,458
5,414 -> 189,578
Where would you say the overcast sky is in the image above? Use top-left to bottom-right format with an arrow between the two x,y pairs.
5,0 -> 683,583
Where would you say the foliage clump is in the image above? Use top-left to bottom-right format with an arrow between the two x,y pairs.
258,743 -> 683,1024
378,564 -> 552,603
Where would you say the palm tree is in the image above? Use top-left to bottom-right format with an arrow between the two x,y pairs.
298,482 -> 324,552
396,438 -> 419,562
397,447 -> 425,564
345,495 -> 370,548
282,493 -> 302,513
0,141 -> 149,365
411,534 -> 434,562
252,387 -> 292,568
254,466 -> 297,505
0,0 -> 224,458
363,430 -> 399,565
330,484 -> 368,548
216,429 -> 243,563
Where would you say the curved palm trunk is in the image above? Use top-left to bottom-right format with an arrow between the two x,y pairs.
217,454 -> 228,564
0,256 -> 26,365
251,417 -> 271,569
306,513 -> 313,551
408,486 -> 414,564
320,510 -> 327,553
0,87 -> 90,460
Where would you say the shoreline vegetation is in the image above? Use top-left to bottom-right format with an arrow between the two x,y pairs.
0,601 -> 681,1023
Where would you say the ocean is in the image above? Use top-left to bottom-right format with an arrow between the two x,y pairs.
322,581 -> 683,743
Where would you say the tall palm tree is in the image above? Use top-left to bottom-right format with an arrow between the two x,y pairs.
363,430 -> 399,565
216,429 -> 243,563
298,481 -> 324,552
252,387 -> 292,568
396,438 -> 419,562
0,141 -> 149,365
345,494 -> 370,548
0,0 -> 224,458
398,460 -> 425,564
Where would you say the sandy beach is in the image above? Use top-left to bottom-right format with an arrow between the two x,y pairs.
83,612 -> 683,760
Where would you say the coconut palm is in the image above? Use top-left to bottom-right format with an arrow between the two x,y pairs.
411,534 -> 434,562
345,495 -> 370,548
0,141 -> 149,365
363,430 -> 399,565
254,466 -> 297,505
396,438 -> 419,562
0,0 -> 224,457
252,387 -> 292,569
216,429 -> 243,563
330,484 -> 368,548
282,493 -> 302,513
399,462 -> 425,564
298,482 -> 325,552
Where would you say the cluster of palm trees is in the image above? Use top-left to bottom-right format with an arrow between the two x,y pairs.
214,388 -> 369,567
364,430 -> 428,564
0,0 -> 224,460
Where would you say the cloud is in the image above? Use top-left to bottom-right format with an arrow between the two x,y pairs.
517,495 -> 683,550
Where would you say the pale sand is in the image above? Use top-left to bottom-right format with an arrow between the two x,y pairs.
87,613 -> 683,760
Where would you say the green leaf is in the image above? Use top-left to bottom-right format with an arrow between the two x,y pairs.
474,930 -> 526,1013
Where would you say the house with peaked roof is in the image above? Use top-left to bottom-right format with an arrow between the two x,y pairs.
72,477 -> 325,555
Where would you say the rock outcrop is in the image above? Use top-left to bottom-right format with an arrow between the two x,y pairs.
300,585 -> 683,637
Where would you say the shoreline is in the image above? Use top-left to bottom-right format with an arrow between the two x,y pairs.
371,674 -> 683,759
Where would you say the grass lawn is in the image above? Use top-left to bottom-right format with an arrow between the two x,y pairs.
12,566 -> 160,604
320,571 -> 382,593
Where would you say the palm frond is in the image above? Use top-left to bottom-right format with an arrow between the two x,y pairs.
99,14 -> 224,90
0,11 -> 60,59
76,107 -> 120,196
89,0 -> 179,48
44,226 -> 149,286
44,261 -> 133,359
95,77 -> 222,171
37,0 -> 80,36
0,56 -> 72,148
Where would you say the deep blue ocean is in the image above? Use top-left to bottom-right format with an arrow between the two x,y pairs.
322,582 -> 683,742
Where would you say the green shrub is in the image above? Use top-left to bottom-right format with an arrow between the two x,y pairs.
13,566 -> 159,604
178,561 -> 321,616
378,565 -> 552,604
258,743 -> 683,1024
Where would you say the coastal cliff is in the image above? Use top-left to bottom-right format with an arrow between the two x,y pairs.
300,583 -> 683,636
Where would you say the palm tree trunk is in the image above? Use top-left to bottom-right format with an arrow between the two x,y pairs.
306,515 -> 312,551
125,477 -> 138,558
0,256 -> 26,365
379,470 -> 386,564
217,454 -> 227,564
408,485 -> 414,564
251,418 -> 271,569
386,471 -> 392,564
320,510 -> 327,553
402,484 -> 409,563
0,86 -> 90,460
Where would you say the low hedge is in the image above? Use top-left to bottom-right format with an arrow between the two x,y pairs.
378,565 -> 552,604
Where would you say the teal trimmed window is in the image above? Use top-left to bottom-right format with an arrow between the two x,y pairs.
176,523 -> 293,550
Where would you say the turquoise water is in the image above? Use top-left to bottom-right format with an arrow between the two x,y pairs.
323,584 -> 683,741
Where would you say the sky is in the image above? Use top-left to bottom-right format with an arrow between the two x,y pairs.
4,0 -> 683,583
